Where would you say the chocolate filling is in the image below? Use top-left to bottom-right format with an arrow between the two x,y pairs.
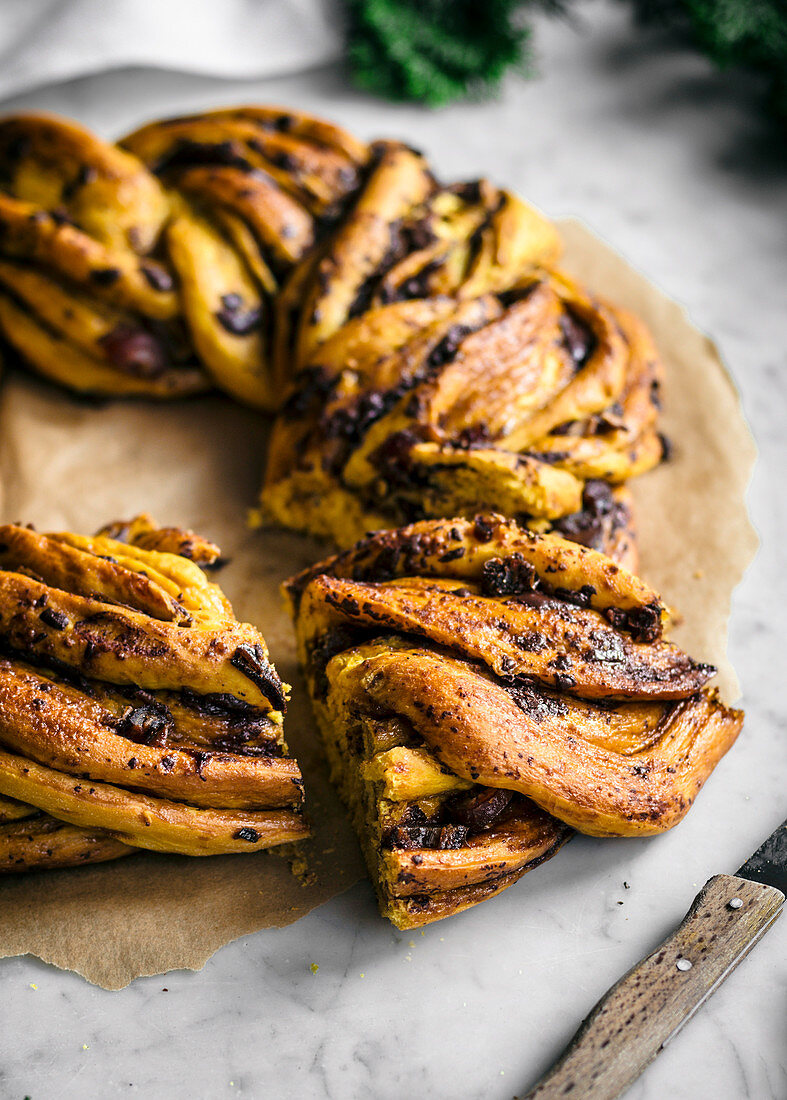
152,139 -> 251,176
552,480 -> 629,554
230,644 -> 287,711
382,823 -> 469,851
215,293 -> 262,337
559,309 -> 595,369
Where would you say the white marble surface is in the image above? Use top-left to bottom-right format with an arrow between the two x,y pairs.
1,3 -> 786,1097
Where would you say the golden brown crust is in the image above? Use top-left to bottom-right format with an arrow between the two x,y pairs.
0,792 -> 38,823
382,803 -> 569,897
0,106 -> 664,566
263,245 -> 665,547
0,112 -> 206,398
94,513 -> 222,565
298,576 -> 709,700
0,106 -> 369,404
286,511 -> 667,640
0,810 -> 133,873
288,517 -> 742,926
0,746 -> 308,857
0,659 -> 302,809
0,516 -> 308,866
346,643 -> 740,837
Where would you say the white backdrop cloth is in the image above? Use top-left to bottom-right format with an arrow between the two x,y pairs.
0,0 -> 341,100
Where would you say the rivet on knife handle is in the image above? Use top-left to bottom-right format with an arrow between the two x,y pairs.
521,874 -> 784,1100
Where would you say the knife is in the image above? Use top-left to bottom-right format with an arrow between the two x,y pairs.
521,817 -> 786,1100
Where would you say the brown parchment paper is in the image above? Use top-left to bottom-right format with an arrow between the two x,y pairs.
0,218 -> 757,988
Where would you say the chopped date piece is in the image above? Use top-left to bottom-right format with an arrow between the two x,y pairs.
117,703 -> 173,746
98,326 -> 169,379
449,788 -> 513,832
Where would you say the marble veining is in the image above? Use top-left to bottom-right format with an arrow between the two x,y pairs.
1,2 -> 785,1097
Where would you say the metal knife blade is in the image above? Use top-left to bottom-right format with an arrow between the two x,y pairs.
521,816 -> 786,1100
736,816 -> 787,893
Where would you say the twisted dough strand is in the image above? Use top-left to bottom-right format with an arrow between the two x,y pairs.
0,516 -> 307,870
287,517 -> 741,927
0,107 -> 663,552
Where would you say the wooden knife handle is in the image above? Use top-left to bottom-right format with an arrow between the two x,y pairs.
522,874 -> 784,1100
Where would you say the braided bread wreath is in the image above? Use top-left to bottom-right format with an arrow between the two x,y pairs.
0,108 -> 742,928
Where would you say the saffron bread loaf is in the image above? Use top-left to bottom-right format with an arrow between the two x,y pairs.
0,107 -> 743,931
285,516 -> 743,928
0,108 -> 366,405
0,793 -> 134,873
0,515 -> 308,872
0,108 -> 662,554
263,248 -> 665,549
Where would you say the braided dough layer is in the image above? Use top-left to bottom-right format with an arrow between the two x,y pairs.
288,516 -> 741,927
0,515 -> 308,870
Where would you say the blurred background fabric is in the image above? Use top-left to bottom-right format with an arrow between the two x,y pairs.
0,0 -> 343,101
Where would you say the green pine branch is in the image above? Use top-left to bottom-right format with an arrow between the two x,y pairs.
344,0 -> 787,126
345,0 -> 536,108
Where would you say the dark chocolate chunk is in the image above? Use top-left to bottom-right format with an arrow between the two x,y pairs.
117,702 -> 173,747
179,688 -> 260,717
481,554 -> 537,597
215,295 -> 262,337
141,264 -> 174,292
39,608 -> 68,630
152,139 -> 250,175
605,603 -> 663,644
426,324 -> 471,369
90,267 -> 121,286
552,480 -> 630,554
473,516 -> 495,543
